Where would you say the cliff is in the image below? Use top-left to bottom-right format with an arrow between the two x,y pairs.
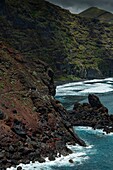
0,42 -> 86,169
1,0 -> 113,168
1,0 -> 113,81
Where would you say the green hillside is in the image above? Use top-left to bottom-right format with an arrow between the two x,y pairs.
1,0 -> 113,81
79,7 -> 113,23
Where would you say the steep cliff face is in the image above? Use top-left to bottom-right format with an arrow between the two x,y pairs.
0,42 -> 86,168
1,0 -> 113,81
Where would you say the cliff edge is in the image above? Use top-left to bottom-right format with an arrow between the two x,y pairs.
0,42 -> 86,169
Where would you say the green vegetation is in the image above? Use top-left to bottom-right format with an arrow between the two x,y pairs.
1,0 -> 113,80
79,7 -> 113,23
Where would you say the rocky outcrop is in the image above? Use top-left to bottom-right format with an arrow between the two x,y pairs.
0,43 -> 86,169
68,94 -> 113,133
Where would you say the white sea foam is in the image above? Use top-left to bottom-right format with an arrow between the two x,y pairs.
75,126 -> 105,134
56,78 -> 113,96
75,126 -> 113,137
57,81 -> 84,88
104,78 -> 113,81
7,143 -> 92,170
84,79 -> 106,83
75,126 -> 93,131
80,83 -> 113,94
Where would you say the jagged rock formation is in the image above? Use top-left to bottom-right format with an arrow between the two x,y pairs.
68,94 -> 113,133
0,42 -> 86,169
0,0 -> 113,81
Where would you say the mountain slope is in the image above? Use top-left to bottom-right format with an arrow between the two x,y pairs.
79,7 -> 113,23
0,42 -> 86,168
1,0 -> 113,81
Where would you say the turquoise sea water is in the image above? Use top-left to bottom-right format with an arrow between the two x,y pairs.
9,78 -> 113,170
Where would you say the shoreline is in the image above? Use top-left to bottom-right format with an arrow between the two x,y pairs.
54,76 -> 112,86
3,76 -> 113,169
7,143 -> 90,170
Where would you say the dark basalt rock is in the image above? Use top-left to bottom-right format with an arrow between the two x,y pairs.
88,94 -> 102,108
11,120 -> 26,137
36,157 -> 45,163
69,159 -> 74,163
17,166 -> 22,170
48,153 -> 56,161
68,94 -> 113,134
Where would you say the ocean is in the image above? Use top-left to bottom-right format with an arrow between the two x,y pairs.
8,78 -> 113,170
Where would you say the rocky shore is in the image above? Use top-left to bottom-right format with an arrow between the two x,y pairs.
1,0 -> 113,169
0,43 -> 86,169
68,94 -> 113,133
0,43 -> 113,169
0,42 -> 113,170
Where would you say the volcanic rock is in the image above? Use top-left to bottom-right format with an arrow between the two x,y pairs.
68,94 -> 113,133
0,43 -> 86,168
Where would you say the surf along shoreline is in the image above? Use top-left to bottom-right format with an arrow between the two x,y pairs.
56,78 -> 113,134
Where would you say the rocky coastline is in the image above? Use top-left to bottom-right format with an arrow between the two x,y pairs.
0,43 -> 86,169
68,94 -> 113,134
0,43 -> 113,169
1,0 -> 113,169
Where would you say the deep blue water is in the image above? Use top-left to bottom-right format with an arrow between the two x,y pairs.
51,127 -> 113,170
55,78 -> 113,170
10,78 -> 113,170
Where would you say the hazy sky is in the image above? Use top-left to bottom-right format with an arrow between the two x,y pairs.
46,0 -> 113,14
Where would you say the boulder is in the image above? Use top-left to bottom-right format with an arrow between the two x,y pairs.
88,94 -> 102,108
17,166 -> 22,170
11,120 -> 26,137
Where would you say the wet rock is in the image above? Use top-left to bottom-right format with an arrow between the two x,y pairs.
61,148 -> 69,156
69,159 -> 74,163
37,157 -> 45,163
23,160 -> 30,164
48,153 -> 55,161
17,166 -> 22,170
88,94 -> 102,108
69,94 -> 113,134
